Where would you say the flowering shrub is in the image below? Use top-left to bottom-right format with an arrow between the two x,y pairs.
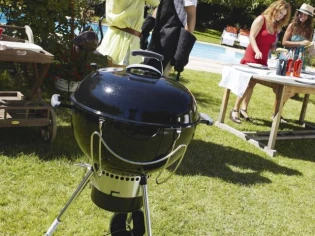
0,0 -> 105,82
51,45 -> 94,82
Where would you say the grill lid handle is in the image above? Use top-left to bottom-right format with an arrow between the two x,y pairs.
131,50 -> 164,75
51,94 -> 61,107
126,64 -> 162,78
199,113 -> 213,126
131,50 -> 164,61
51,94 -> 73,109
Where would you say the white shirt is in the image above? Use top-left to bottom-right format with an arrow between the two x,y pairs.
174,0 -> 197,27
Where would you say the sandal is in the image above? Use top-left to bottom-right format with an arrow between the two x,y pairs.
230,109 -> 241,124
240,109 -> 251,121
271,114 -> 288,124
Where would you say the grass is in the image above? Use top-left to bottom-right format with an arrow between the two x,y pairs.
1,66 -> 315,235
194,27 -> 222,44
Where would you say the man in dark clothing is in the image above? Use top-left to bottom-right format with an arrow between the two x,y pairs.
141,0 -> 197,78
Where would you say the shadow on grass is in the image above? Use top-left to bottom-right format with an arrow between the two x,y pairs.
0,126 -> 83,160
272,139 -> 315,162
0,121 -> 306,186
192,92 -> 222,111
290,94 -> 315,106
228,117 -> 315,162
249,117 -> 307,129
170,75 -> 223,111
174,139 -> 302,186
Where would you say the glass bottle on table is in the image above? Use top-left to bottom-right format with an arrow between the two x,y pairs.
293,52 -> 303,77
285,50 -> 294,76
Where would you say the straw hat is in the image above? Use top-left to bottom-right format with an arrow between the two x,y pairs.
298,3 -> 314,16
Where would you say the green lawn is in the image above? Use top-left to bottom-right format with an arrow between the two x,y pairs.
1,66 -> 315,235
194,27 -> 222,44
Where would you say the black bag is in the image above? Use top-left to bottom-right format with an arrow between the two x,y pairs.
171,28 -> 196,73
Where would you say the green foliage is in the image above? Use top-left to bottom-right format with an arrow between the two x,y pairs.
0,69 -> 14,89
196,0 -> 315,31
199,0 -> 271,9
0,64 -> 36,96
0,0 -> 105,81
198,0 -> 315,9
196,3 -> 259,30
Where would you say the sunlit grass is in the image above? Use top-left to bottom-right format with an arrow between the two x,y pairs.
194,28 -> 222,44
1,69 -> 315,235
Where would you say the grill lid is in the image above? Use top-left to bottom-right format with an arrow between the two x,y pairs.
71,65 -> 200,127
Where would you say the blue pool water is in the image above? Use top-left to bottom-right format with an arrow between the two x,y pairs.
1,14 -> 244,64
85,22 -> 244,64
190,41 -> 244,64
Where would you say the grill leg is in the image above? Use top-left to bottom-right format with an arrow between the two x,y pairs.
141,175 -> 152,236
126,212 -> 133,231
45,167 -> 94,236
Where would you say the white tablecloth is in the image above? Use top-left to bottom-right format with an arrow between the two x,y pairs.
219,65 -> 271,97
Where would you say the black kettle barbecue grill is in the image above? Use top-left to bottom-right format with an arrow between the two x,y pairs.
45,50 -> 213,236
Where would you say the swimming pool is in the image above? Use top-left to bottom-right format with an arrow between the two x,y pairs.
0,15 -> 244,64
190,42 -> 244,64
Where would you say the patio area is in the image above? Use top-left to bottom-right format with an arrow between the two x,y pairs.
186,56 -> 226,74
186,43 -> 246,74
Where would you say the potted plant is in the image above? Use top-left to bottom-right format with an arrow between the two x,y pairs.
49,0 -> 106,92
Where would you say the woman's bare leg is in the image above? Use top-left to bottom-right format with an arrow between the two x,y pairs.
233,83 -> 255,111
241,86 -> 254,111
231,81 -> 256,122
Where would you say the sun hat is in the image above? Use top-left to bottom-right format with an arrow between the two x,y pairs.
298,3 -> 314,16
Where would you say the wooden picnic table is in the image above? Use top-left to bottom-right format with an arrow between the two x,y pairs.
216,65 -> 315,157
0,25 -> 56,143
0,34 -> 54,98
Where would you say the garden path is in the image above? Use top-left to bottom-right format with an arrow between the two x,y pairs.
186,56 -> 226,74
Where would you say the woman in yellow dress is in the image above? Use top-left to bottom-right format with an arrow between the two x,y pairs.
96,0 -> 160,66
